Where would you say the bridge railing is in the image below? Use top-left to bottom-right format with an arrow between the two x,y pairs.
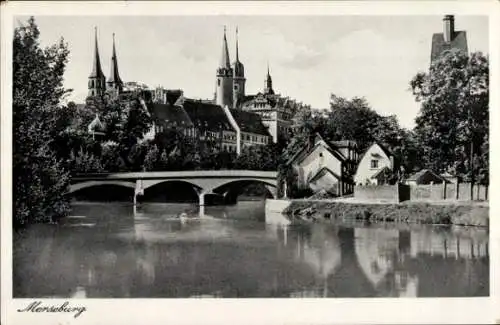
72,170 -> 278,180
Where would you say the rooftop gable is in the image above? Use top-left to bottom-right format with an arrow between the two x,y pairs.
357,142 -> 393,165
309,167 -> 341,184
146,102 -> 193,128
229,109 -> 271,137
291,139 -> 346,166
431,31 -> 468,62
181,99 -> 233,132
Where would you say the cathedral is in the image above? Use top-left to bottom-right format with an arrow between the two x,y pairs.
87,28 -> 123,99
213,27 -> 310,143
86,26 -> 309,146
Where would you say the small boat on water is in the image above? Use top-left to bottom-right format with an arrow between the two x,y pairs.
179,212 -> 188,223
67,215 -> 87,219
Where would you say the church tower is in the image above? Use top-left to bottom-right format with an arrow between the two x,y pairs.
215,26 -> 234,108
107,33 -> 124,98
232,27 -> 246,108
88,27 -> 106,97
263,63 -> 275,95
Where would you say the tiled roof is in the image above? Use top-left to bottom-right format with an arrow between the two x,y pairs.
431,31 -> 468,62
181,99 -> 233,132
165,90 -> 183,105
407,169 -> 446,182
309,167 -> 341,184
229,109 -> 270,136
289,139 -> 346,166
375,142 -> 393,159
146,102 -> 193,128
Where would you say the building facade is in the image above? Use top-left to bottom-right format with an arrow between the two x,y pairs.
354,142 -> 394,186
141,95 -> 271,155
288,133 -> 358,196
212,27 -> 310,143
85,27 -> 295,152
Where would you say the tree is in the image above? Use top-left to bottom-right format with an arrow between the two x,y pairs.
326,95 -> 380,152
234,144 -> 279,171
143,144 -> 160,171
127,141 -> 149,171
410,49 -> 489,182
13,17 -> 72,227
282,105 -> 322,162
84,93 -> 153,158
70,149 -> 103,173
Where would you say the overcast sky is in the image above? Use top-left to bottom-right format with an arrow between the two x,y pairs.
22,15 -> 488,128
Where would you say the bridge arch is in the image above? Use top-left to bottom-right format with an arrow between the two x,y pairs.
141,179 -> 202,203
141,179 -> 202,192
211,179 -> 278,203
68,180 -> 136,194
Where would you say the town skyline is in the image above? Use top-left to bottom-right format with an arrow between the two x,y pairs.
24,15 -> 488,128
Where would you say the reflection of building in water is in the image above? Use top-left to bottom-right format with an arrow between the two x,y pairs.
288,225 -> 488,298
410,230 -> 489,259
354,228 -> 399,287
394,272 -> 418,297
136,254 -> 156,285
298,225 -> 342,279
71,286 -> 87,298
402,229 -> 489,297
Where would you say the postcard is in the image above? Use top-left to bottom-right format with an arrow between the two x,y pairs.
1,1 -> 499,324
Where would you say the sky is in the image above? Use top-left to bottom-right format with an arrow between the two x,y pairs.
20,15 -> 488,129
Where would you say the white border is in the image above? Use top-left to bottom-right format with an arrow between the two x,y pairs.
2,1 -> 499,324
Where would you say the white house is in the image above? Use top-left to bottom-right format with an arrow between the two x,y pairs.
288,133 -> 357,196
354,142 -> 394,186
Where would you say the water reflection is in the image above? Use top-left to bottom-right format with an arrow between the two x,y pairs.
13,202 -> 488,298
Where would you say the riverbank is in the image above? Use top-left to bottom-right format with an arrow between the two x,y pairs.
281,199 -> 489,227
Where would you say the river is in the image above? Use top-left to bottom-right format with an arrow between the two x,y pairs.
13,201 -> 489,298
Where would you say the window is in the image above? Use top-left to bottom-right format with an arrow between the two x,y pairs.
371,160 -> 378,169
218,79 -> 221,86
234,85 -> 238,90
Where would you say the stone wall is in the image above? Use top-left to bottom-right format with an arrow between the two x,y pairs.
354,184 -> 409,203
354,182 -> 488,202
410,182 -> 488,201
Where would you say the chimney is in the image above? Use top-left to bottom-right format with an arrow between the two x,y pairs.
443,15 -> 455,43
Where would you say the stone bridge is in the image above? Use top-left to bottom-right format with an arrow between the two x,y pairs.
70,170 -> 278,205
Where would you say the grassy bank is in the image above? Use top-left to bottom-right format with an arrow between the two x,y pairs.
283,200 -> 489,227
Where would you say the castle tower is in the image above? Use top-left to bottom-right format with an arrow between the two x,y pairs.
88,27 -> 106,97
264,63 -> 275,95
107,33 -> 124,98
215,26 -> 234,108
232,27 -> 246,108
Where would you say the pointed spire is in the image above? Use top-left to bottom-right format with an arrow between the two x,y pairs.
108,33 -> 122,85
264,61 -> 274,95
219,25 -> 231,68
266,61 -> 272,84
235,26 -> 239,62
89,27 -> 105,78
